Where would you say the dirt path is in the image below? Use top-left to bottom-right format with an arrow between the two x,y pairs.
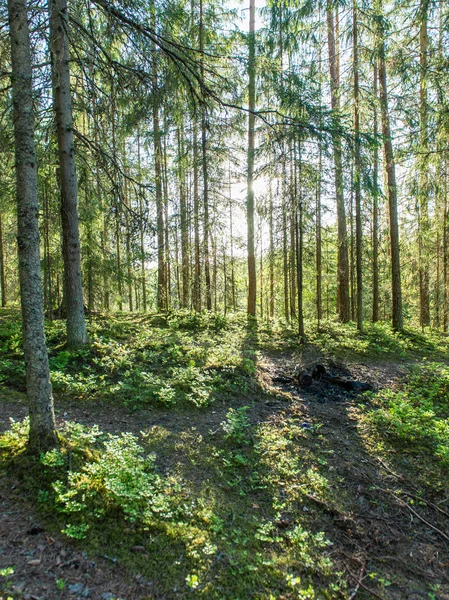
1,356 -> 449,599
261,355 -> 449,600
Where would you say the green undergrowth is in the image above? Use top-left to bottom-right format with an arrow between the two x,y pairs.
0,412 -> 346,599
0,311 -> 260,409
1,309 -> 448,412
362,362 -> 449,477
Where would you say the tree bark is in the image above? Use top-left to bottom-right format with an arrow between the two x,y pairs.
0,212 -> 7,308
327,2 -> 350,322
8,0 -> 58,452
353,0 -> 363,331
372,62 -> 380,323
377,0 -> 403,331
178,125 -> 189,308
193,119 -> 201,312
246,0 -> 257,316
152,51 -> 166,311
49,0 -> 88,347
137,130 -> 147,311
418,0 -> 430,327
269,181 -> 274,318
199,0 -> 212,311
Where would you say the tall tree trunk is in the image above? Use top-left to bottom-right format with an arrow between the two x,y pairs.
353,0 -> 363,331
269,181 -> 274,318
163,128 -> 171,309
377,0 -> 403,331
327,1 -> 350,322
178,125 -> 189,308
289,157 -> 296,319
350,167 -> 355,321
229,172 -> 236,311
246,0 -> 257,316
418,0 -> 430,327
443,156 -> 448,332
372,62 -> 380,323
295,140 -> 305,339
193,119 -> 201,311
199,0 -> 212,311
92,98 -> 109,311
137,130 -> 147,312
110,94 -> 123,311
8,0 -> 57,451
0,212 -> 7,308
152,54 -> 166,311
123,172 -> 133,312
282,163 -> 289,321
49,0 -> 87,347
316,148 -> 322,325
43,182 -> 53,319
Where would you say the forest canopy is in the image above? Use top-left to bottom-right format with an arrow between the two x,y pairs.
0,0 -> 447,331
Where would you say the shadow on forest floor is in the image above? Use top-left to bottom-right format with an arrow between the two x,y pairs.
1,312 -> 449,599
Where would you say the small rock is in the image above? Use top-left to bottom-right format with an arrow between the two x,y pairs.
68,583 -> 85,594
27,559 -> 41,566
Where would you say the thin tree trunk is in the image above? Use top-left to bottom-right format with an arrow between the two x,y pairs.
124,173 -> 133,312
327,1 -> 350,322
49,0 -> 87,346
372,62 -> 380,323
269,181 -> 274,318
418,0 -> 430,327
199,0 -> 212,311
0,213 -> 6,308
246,0 -> 257,316
444,155 -> 448,332
316,148 -> 322,325
229,172 -> 236,311
350,167 -> 355,321
163,127 -> 171,309
137,130 -> 147,312
259,224 -> 263,318
43,182 -> 53,319
110,95 -> 123,312
193,119 -> 201,311
353,0 -> 363,331
377,0 -> 403,331
8,0 -> 57,451
178,125 -> 189,308
295,140 -> 305,339
282,162 -> 289,321
213,235 -> 217,312
151,31 -> 166,311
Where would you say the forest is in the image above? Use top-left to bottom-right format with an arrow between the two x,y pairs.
1,0 -> 449,598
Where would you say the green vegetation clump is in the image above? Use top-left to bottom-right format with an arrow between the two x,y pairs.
0,413 -> 343,599
0,311 -> 260,409
365,362 -> 449,468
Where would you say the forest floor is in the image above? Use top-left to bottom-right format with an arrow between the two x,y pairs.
0,311 -> 449,600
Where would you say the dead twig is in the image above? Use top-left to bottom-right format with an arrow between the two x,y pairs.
348,560 -> 366,600
347,571 -> 387,600
400,491 -> 449,520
